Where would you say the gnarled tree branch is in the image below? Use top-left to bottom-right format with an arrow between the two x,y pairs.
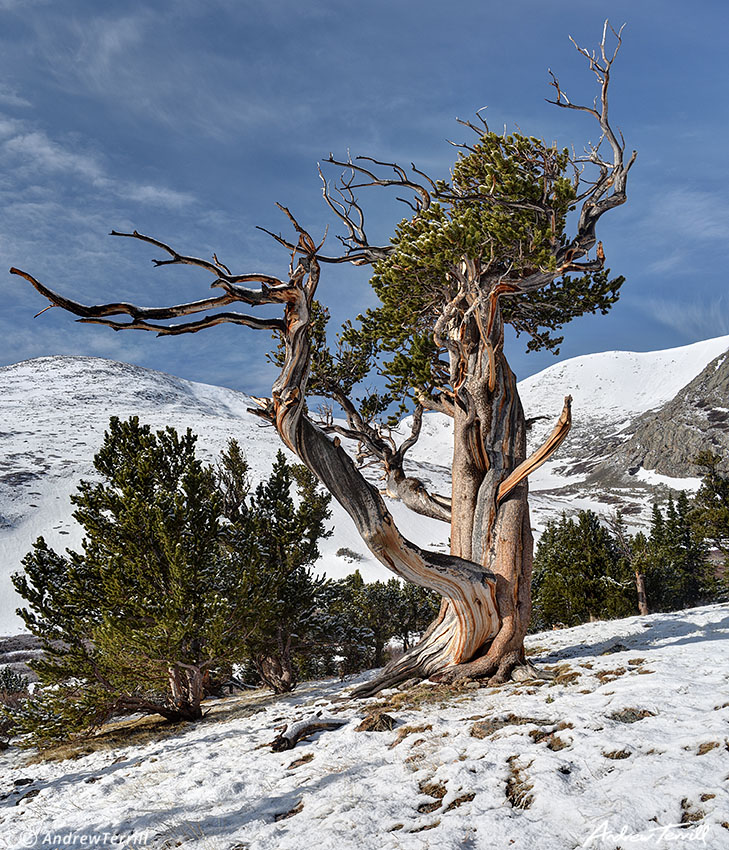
497,395 -> 572,502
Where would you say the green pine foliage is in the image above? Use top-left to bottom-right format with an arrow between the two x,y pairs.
644,493 -> 715,611
690,452 -> 729,577
11,417 -> 264,746
10,420 -> 341,746
329,571 -> 441,668
533,492 -> 721,631
306,132 -> 624,416
237,451 -> 335,693
532,511 -> 635,629
0,666 -> 29,747
8,417 -> 441,746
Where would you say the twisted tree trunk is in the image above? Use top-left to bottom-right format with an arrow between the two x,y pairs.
440,291 -> 536,684
252,249 -> 569,696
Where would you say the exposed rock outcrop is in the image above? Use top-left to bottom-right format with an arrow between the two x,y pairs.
604,349 -> 729,479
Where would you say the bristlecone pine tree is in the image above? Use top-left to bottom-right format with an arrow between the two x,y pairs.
11,24 -> 635,695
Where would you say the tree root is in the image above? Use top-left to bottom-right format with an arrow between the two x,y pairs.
350,653 -> 550,698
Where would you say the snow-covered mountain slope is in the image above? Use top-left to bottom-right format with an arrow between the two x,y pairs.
2,603 -> 728,849
1,335 -> 728,635
0,356 -> 448,634
399,335 -> 729,532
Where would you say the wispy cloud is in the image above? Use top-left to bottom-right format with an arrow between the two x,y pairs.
638,295 -> 729,339
0,83 -> 30,108
655,189 -> 729,242
0,0 -> 50,9
634,188 -> 729,277
0,121 -> 193,208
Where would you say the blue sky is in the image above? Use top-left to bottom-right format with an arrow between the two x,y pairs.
2,0 -> 728,396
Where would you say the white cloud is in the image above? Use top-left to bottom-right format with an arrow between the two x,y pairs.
0,83 -> 30,108
652,188 -> 729,243
638,295 -> 729,339
0,121 -> 193,208
0,0 -> 50,9
5,130 -> 105,181
121,183 -> 193,208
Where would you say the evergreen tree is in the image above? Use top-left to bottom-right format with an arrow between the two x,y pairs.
645,493 -> 714,611
328,572 -> 440,669
239,451 -> 333,693
12,418 -> 262,745
391,581 -> 442,651
0,667 -> 29,748
691,452 -> 729,577
532,511 -> 635,628
606,511 -> 650,615
328,572 -> 396,668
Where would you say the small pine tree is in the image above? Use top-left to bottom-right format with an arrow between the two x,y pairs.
691,451 -> 729,583
327,571 -> 440,668
239,451 -> 333,693
390,581 -> 441,651
532,511 -> 635,629
12,418 -> 262,745
0,666 -> 29,747
645,493 -> 714,611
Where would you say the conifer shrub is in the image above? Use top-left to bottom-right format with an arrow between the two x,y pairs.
531,510 -> 635,628
644,492 -> 716,611
9,418 -> 336,745
0,666 -> 29,747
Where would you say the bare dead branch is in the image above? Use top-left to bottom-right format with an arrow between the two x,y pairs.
10,266 -> 251,319
325,153 -> 433,211
497,395 -> 572,502
77,312 -> 286,336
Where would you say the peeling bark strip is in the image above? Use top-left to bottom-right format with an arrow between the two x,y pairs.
10,25 -> 632,696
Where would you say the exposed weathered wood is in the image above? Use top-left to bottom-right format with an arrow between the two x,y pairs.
270,714 -> 348,752
497,395 -> 572,503
636,571 -> 649,616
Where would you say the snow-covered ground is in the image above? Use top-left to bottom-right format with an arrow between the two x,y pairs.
1,603 -> 727,849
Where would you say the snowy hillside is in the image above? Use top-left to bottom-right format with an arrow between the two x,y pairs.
1,334 -> 728,634
395,335 -> 729,531
2,603 -> 727,849
0,356 -> 447,634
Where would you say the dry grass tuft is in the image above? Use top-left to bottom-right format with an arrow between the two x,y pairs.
410,819 -> 440,833
287,752 -> 314,770
609,708 -> 656,724
373,681 -> 474,713
470,713 -> 550,739
274,799 -> 304,821
389,724 -> 432,748
505,756 -> 534,809
444,792 -> 476,811
602,748 -> 631,760
596,667 -> 626,683
680,798 -> 705,824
